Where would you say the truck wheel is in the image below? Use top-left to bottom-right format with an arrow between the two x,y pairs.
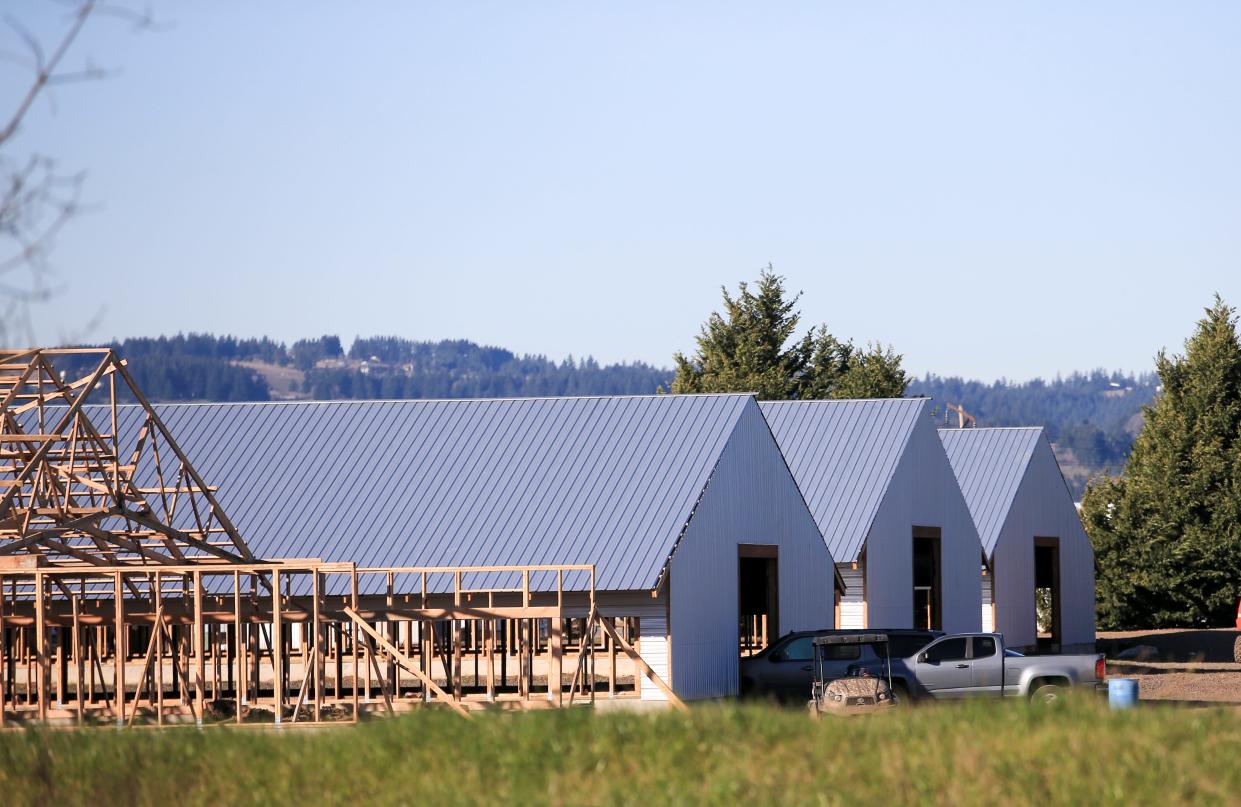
1234,635 -> 1241,665
1031,683 -> 1065,705
892,681 -> 913,706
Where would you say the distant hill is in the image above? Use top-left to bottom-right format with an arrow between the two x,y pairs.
69,334 -> 1153,497
910,372 -> 1157,497
69,333 -> 673,404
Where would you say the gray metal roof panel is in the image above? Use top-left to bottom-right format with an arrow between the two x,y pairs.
760,398 -> 928,561
80,394 -> 752,592
937,427 -> 1043,557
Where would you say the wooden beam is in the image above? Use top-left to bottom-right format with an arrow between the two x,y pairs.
596,613 -> 687,712
343,606 -> 470,718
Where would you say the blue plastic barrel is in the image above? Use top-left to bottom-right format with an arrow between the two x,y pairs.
1108,678 -> 1139,709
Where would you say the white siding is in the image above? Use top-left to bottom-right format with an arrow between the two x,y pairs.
981,571 -> 994,632
638,614 -> 669,701
992,436 -> 1096,651
668,401 -> 836,700
839,563 -> 865,629
864,415 -> 983,632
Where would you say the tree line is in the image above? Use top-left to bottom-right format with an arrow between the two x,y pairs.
909,371 -> 1156,481
67,333 -> 672,402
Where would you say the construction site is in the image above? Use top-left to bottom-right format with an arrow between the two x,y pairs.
0,348 -> 677,726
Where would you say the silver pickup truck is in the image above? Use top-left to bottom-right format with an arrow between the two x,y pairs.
900,633 -> 1106,703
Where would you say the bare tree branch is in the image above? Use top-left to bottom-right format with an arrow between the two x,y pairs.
0,1 -> 97,147
0,0 -> 152,345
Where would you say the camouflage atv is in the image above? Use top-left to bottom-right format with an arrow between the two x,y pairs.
808,633 -> 898,717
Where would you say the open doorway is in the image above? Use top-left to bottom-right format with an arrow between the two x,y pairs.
1034,537 -> 1061,651
912,527 -> 942,630
739,545 -> 778,656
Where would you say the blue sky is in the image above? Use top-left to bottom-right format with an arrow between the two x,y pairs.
6,2 -> 1240,379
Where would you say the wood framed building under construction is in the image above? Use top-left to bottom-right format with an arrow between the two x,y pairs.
0,350 -> 837,722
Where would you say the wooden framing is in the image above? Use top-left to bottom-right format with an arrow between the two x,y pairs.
0,349 -> 685,725
0,348 -> 255,567
0,561 -> 682,724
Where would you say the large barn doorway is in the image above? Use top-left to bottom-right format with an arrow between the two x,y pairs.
1035,537 -> 1061,651
912,527 -> 942,630
739,545 -> 779,656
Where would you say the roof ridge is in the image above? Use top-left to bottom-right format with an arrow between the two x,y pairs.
761,397 -> 929,405
938,426 -> 1045,433
91,392 -> 757,408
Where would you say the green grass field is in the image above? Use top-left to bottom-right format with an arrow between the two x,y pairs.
1,698 -> 1237,806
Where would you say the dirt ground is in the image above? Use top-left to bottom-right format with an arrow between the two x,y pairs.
1117,672 -> 1241,703
1097,628 -> 1241,703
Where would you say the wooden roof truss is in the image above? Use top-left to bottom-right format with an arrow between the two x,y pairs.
0,348 -> 256,567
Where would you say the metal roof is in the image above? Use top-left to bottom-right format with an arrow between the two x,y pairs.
937,427 -> 1043,558
760,398 -> 929,561
86,394 -> 754,592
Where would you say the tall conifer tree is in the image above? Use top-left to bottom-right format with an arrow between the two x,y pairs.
1082,295 -> 1241,628
671,266 -> 907,399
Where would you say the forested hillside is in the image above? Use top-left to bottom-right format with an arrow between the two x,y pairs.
74,334 -> 672,403
910,372 -> 1157,495
73,334 -> 1155,496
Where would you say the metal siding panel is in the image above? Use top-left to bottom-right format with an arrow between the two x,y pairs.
669,401 -> 834,700
760,399 -> 926,561
990,433 -> 1096,650
938,427 -> 1041,556
860,415 -> 983,632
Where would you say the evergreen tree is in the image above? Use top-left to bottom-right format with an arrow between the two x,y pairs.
1081,295 -> 1241,628
671,268 -> 810,399
670,266 -> 908,400
830,343 -> 909,400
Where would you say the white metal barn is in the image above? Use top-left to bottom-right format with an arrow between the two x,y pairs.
939,427 -> 1096,653
762,399 -> 983,633
127,393 -> 836,702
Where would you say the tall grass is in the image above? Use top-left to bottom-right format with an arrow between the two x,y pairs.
0,698 -> 1237,806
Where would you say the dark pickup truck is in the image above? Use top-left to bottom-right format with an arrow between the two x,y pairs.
739,629 -> 941,701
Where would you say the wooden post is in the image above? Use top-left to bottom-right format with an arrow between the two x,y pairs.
272,569 -> 283,724
114,571 -> 124,726
517,620 -> 527,699
549,569 -> 563,705
312,570 -> 322,722
233,572 -> 244,723
500,620 -> 508,691
350,568 -> 359,719
71,595 -> 83,724
334,622 -> 343,703
420,619 -> 431,703
56,612 -> 66,710
34,572 -> 47,721
386,572 -> 396,699
525,619 -> 534,700
155,572 -> 165,726
485,619 -> 495,703
212,624 -> 221,702
193,570 -> 205,724
452,621 -> 463,702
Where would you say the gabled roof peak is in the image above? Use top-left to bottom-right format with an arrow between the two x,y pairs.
761,398 -> 930,561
